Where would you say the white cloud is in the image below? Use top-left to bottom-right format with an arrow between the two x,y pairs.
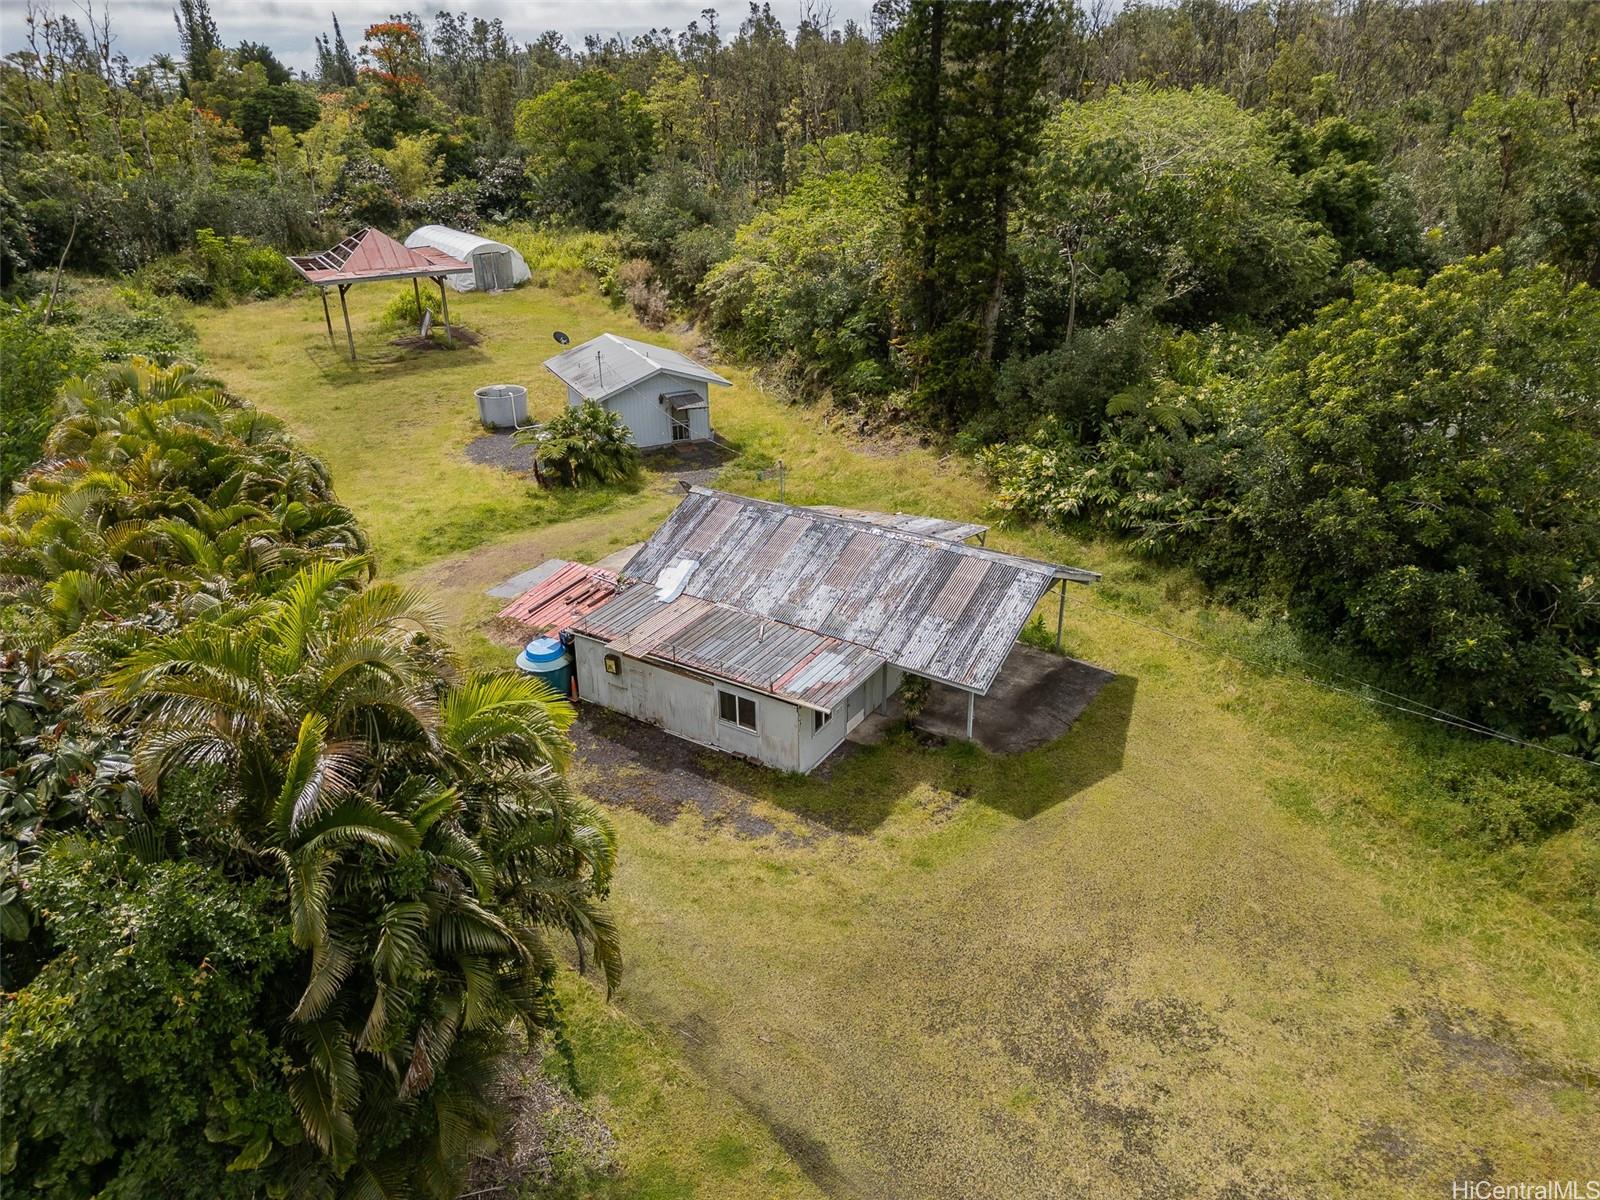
2,0 -> 876,75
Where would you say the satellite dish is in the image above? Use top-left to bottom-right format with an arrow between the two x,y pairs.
552,331 -> 571,345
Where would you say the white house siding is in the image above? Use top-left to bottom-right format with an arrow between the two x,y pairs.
564,373 -> 712,448
794,663 -> 904,773
573,635 -> 803,770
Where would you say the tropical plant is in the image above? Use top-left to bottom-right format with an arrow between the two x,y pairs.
0,360 -> 620,1196
0,358 -> 365,651
89,559 -> 618,1188
518,401 -> 640,488
1244,254 -> 1600,720
702,158 -> 902,400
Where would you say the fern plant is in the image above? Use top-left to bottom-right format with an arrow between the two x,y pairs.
517,400 -> 640,488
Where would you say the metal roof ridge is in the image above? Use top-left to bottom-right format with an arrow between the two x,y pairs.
682,486 -> 1101,584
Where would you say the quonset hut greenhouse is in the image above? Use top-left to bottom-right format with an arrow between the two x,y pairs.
403,226 -> 530,293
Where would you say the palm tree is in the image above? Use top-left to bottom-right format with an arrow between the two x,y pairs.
98,560 -> 619,1190
1,358 -> 365,652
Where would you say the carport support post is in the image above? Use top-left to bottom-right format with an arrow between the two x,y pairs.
1056,580 -> 1066,651
436,277 -> 453,346
336,283 -> 356,362
412,277 -> 421,324
319,288 -> 335,346
965,690 -> 975,740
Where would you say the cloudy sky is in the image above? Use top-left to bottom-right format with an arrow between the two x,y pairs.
3,0 -> 878,74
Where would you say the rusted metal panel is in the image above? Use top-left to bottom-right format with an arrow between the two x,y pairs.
498,562 -> 620,632
574,584 -> 883,710
617,488 -> 1094,696
804,505 -> 988,543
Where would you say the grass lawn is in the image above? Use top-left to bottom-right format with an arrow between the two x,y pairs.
194,282 -> 1600,1198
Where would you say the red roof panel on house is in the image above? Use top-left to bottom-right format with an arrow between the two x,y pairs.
498,561 -> 620,633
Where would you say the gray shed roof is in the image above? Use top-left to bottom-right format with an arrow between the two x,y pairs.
543,333 -> 731,402
620,488 -> 1098,695
574,586 -> 884,711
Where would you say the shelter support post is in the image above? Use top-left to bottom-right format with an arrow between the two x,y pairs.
319,288 -> 334,346
965,690 -> 975,740
1056,580 -> 1066,651
436,277 -> 453,346
337,283 -> 356,363
412,277 -> 421,324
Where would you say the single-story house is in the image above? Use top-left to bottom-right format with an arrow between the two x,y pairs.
542,333 -> 730,449
403,225 -> 530,292
500,488 -> 1099,773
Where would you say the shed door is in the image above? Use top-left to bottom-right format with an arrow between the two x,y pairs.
472,254 -> 493,291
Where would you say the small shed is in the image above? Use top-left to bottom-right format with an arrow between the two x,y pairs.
404,225 -> 529,293
542,333 -> 730,449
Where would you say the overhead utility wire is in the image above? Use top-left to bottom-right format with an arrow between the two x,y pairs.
1074,597 -> 1599,770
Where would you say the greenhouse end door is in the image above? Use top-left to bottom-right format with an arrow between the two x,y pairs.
476,250 -> 511,292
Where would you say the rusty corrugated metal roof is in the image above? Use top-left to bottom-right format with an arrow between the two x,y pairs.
574,585 -> 885,711
620,488 -> 1098,695
498,561 -> 619,632
804,505 -> 989,543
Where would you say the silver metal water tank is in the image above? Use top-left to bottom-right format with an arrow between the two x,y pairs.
474,384 -> 529,430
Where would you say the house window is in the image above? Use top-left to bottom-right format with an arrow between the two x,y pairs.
717,689 -> 757,732
671,413 -> 691,441
813,709 -> 831,734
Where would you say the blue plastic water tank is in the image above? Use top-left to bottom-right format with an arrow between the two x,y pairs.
514,635 -> 572,696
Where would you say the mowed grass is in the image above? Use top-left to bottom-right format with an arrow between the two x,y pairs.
194,283 -> 1600,1198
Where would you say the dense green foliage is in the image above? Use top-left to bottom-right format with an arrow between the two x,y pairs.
0,359 -> 619,1197
521,400 -> 641,488
881,0 -> 1060,423
703,152 -> 900,400
1246,258 -> 1600,724
0,305 -> 86,494
6,4 -> 1598,1190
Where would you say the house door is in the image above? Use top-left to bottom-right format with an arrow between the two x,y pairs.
846,684 -> 868,731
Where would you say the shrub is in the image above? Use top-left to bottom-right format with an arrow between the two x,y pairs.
141,230 -> 297,304
380,285 -> 434,330
1426,756 -> 1599,852
1244,254 -> 1600,721
194,228 -> 297,299
71,287 -> 201,364
978,326 -> 1262,560
899,675 -> 932,720
518,401 -> 640,488
0,303 -> 88,493
617,258 -> 670,328
702,165 -> 901,401
1,841 -> 300,1199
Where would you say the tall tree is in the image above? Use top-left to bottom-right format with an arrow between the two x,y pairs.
879,0 -> 1059,425
172,0 -> 221,83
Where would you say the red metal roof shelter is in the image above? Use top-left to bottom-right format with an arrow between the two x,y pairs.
287,228 -> 470,361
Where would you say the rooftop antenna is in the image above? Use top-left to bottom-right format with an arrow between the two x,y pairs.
596,349 -> 603,389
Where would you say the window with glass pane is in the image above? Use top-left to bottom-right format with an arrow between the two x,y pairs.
718,689 -> 756,731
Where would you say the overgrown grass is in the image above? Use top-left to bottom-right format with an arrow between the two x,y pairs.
484,223 -> 621,293
192,282 -> 1600,1198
